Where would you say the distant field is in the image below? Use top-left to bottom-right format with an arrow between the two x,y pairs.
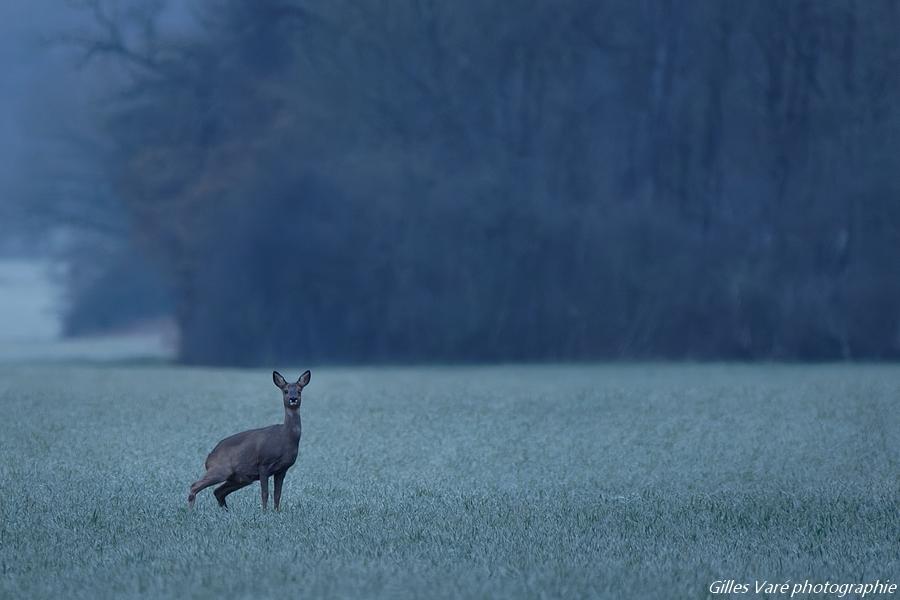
0,258 -> 173,363
0,364 -> 897,599
0,258 -> 60,341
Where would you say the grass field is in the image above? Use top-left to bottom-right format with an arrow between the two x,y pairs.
0,364 -> 897,598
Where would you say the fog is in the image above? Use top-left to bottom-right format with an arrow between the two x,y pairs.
2,1 -> 900,365
0,1 -> 50,248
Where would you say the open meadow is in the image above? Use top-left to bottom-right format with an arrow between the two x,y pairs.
0,363 -> 897,598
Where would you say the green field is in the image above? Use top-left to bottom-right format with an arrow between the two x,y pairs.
1,364 -> 897,598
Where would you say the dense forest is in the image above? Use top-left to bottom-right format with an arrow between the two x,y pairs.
24,0 -> 900,364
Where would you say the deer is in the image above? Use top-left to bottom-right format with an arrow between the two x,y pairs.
188,370 -> 311,510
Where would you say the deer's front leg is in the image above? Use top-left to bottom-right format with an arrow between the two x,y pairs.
273,471 -> 286,510
260,474 -> 269,510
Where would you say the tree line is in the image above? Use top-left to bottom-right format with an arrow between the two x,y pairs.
34,0 -> 900,364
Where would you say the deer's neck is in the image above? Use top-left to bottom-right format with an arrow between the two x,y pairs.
284,407 -> 302,441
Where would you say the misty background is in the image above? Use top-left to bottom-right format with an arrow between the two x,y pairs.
2,0 -> 899,366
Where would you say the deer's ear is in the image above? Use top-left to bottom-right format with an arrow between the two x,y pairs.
273,371 -> 288,389
297,370 -> 311,387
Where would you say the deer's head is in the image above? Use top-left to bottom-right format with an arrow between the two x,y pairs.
273,370 -> 311,410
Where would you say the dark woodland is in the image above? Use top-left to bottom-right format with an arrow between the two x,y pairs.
18,0 -> 900,365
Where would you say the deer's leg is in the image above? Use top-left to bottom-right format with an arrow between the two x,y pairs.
213,480 -> 251,510
259,474 -> 269,510
273,471 -> 286,511
188,469 -> 229,508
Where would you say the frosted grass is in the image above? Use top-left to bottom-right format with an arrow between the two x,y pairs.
0,364 -> 897,598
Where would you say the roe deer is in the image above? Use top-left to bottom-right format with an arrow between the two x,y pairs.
187,370 -> 311,510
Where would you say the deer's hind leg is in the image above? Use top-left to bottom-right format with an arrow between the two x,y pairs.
187,469 -> 229,508
213,480 -> 251,510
